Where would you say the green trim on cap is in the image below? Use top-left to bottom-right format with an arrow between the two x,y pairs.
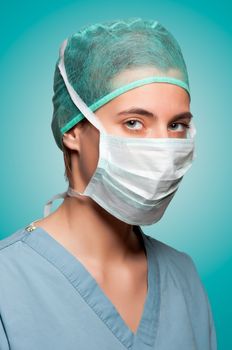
61,76 -> 190,134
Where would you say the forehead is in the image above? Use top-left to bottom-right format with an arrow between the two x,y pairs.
101,82 -> 190,114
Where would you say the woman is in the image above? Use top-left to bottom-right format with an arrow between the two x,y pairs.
0,17 -> 217,349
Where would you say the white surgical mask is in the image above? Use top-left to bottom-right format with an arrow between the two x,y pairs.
44,39 -> 196,226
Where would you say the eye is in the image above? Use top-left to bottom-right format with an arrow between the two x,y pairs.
169,122 -> 190,132
124,119 -> 143,131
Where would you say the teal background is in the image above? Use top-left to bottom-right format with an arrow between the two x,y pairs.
0,0 -> 231,348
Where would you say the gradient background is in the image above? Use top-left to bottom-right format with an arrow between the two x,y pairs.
0,0 -> 231,349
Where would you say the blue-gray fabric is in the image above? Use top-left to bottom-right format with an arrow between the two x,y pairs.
0,225 -> 217,350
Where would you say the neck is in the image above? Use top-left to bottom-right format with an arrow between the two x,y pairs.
45,194 -> 143,266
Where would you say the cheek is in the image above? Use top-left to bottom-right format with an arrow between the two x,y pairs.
79,130 -> 100,181
168,129 -> 188,139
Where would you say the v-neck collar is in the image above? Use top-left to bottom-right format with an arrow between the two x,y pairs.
22,224 -> 160,349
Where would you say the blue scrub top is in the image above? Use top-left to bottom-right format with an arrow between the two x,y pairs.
0,224 -> 217,350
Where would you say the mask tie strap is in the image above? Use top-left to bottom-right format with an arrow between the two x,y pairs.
67,185 -> 85,195
43,190 -> 68,218
58,38 -> 107,135
43,185 -> 87,218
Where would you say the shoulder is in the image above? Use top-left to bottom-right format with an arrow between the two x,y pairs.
0,224 -> 32,249
0,225 -> 34,267
147,233 -> 198,271
144,232 -> 206,294
0,226 -> 29,251
146,233 -> 213,318
145,231 -> 208,303
0,224 -> 50,295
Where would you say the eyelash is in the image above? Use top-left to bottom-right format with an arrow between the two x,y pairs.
124,119 -> 190,132
169,122 -> 190,130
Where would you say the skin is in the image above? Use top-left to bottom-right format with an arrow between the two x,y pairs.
33,82 -> 192,334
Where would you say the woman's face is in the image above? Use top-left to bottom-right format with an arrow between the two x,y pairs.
63,82 -> 192,190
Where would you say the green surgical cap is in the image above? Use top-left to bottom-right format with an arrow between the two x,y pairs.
52,17 -> 190,150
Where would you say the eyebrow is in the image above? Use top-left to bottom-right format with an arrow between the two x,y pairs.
116,107 -> 193,122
